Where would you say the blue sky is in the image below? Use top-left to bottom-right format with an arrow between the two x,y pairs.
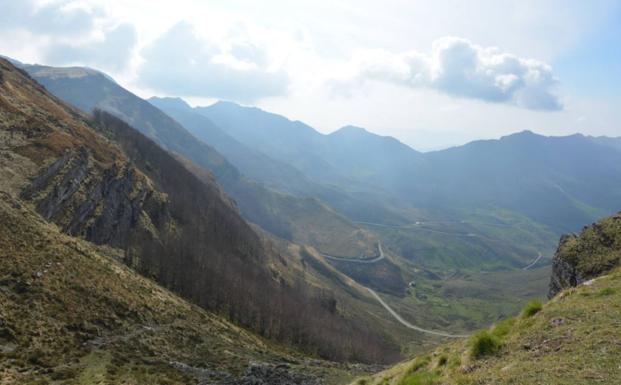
554,5 -> 621,100
0,0 -> 618,150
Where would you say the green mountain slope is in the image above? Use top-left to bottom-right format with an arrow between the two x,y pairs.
548,211 -> 621,297
419,131 -> 621,233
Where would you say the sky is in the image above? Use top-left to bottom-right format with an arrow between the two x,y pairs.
1,0 -> 619,150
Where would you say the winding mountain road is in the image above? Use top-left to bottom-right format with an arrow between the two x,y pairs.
321,242 -> 385,264
322,242 -> 468,338
366,288 -> 469,338
522,252 -> 543,270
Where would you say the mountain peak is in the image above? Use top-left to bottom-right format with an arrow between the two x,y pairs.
330,125 -> 375,139
148,96 -> 191,111
209,100 -> 248,110
213,100 -> 240,107
502,129 -> 540,139
335,125 -> 369,134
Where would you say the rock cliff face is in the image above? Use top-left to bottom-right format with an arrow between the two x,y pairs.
548,234 -> 584,298
548,213 -> 621,298
21,148 -> 168,249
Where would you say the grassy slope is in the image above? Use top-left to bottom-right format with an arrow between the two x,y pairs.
353,268 -> 621,385
0,192 -> 370,385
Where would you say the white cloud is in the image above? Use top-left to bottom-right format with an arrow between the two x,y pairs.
137,22 -> 289,102
0,0 -> 101,37
1,0 -> 617,149
44,23 -> 137,71
0,0 -> 136,73
335,37 -> 562,110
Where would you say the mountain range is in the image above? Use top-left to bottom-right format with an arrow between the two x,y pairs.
12,59 -> 620,296
191,99 -> 621,234
2,54 -> 621,385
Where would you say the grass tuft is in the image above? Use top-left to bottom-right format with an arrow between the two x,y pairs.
469,330 -> 501,359
491,317 -> 515,338
521,299 -> 542,318
437,355 -> 448,367
400,371 -> 440,385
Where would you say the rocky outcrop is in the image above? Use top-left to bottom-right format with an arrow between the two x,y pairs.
548,214 -> 621,298
21,148 -> 166,249
548,234 -> 583,298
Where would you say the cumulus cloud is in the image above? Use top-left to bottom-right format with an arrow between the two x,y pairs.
44,23 -> 137,71
0,0 -> 101,37
338,37 -> 562,110
137,22 -> 289,102
0,0 -> 135,73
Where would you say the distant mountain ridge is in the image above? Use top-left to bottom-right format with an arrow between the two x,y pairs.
148,96 -> 326,196
194,100 -> 621,233
196,101 -> 425,194
419,130 -> 621,232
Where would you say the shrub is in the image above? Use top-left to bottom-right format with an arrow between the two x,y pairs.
491,317 -> 515,338
469,330 -> 501,359
521,299 -> 543,318
437,355 -> 448,366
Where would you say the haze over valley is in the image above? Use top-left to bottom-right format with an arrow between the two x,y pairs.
0,1 -> 620,384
